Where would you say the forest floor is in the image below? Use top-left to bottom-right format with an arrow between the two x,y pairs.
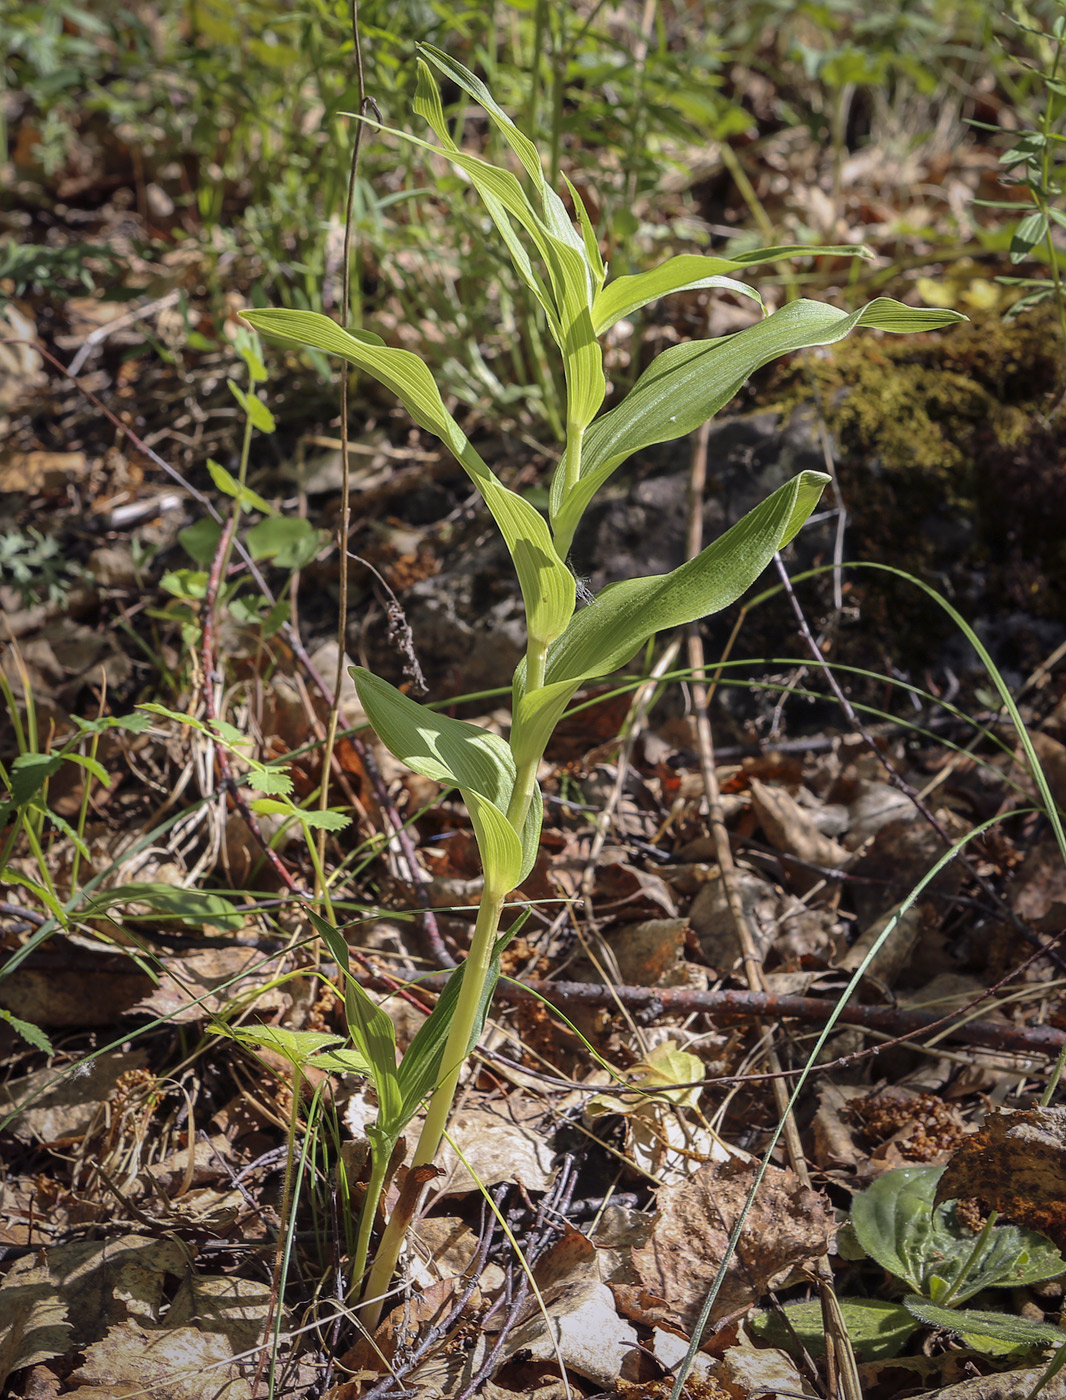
4,14 -> 1066,1400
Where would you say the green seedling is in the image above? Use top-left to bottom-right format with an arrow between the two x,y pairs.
758,1161 -> 1066,1364
242,46 -> 964,1326
977,0 -> 1066,357
850,1164 -> 1066,1355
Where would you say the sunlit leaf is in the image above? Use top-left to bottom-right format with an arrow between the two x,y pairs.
850,1165 -> 1066,1303
351,667 -> 541,887
243,308 -> 574,646
512,471 -> 828,766
207,459 -> 275,514
249,799 -> 350,832
551,297 -> 967,556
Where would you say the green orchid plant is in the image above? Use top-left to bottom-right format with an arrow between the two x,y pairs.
242,45 -> 965,1328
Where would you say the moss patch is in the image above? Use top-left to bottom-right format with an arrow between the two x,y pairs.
756,304 -> 1066,674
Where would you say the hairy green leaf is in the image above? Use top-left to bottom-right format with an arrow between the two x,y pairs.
904,1297 -> 1066,1353
851,1165 -> 1066,1303
752,1298 -> 918,1362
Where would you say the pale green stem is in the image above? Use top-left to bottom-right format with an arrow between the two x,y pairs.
506,636 -> 548,832
70,725 -> 101,893
938,1209 -> 998,1309
303,823 -> 336,926
349,1138 -> 391,1304
561,424 -> 584,500
358,884 -> 507,1331
413,885 -> 506,1164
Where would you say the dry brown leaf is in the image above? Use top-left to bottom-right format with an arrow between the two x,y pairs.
0,1257 -> 71,1389
132,945 -> 285,1022
810,1083 -> 865,1171
408,1215 -> 505,1294
749,778 -> 850,892
921,1369 -> 1066,1400
0,305 -> 46,414
501,1229 -> 639,1386
0,1049 -> 149,1144
582,853 -> 677,921
844,780 -> 916,848
617,1159 -> 834,1334
688,870 -> 784,973
68,1318 -> 255,1400
718,1329 -> 819,1398
0,940 -> 154,1029
607,917 -> 690,986
1011,833 -> 1066,930
435,1100 -> 556,1196
936,1106 -> 1066,1249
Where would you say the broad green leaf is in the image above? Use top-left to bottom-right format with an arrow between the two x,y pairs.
160,568 -> 208,599
512,471 -> 828,766
82,881 -> 243,931
904,1297 -> 1066,1354
311,1047 -> 375,1075
233,324 -> 268,383
351,667 -> 541,887
398,943 -> 497,1117
591,240 -> 877,334
242,309 -> 574,646
563,172 -> 606,295
306,909 -> 404,1132
245,516 -> 322,570
551,297 -> 967,556
226,1024 -> 346,1067
9,753 -> 62,806
241,768 -> 294,797
178,517 -> 222,566
1011,210 -> 1049,264
412,61 -> 556,324
592,255 -> 764,335
227,379 -> 276,434
416,44 -> 590,270
851,1165 -> 1066,1303
408,53 -> 603,433
465,790 -> 523,892
397,914 -> 527,1119
207,459 -> 275,515
249,799 -> 350,832
752,1298 -> 918,1362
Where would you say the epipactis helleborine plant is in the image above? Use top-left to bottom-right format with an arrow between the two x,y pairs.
242,45 -> 965,1325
